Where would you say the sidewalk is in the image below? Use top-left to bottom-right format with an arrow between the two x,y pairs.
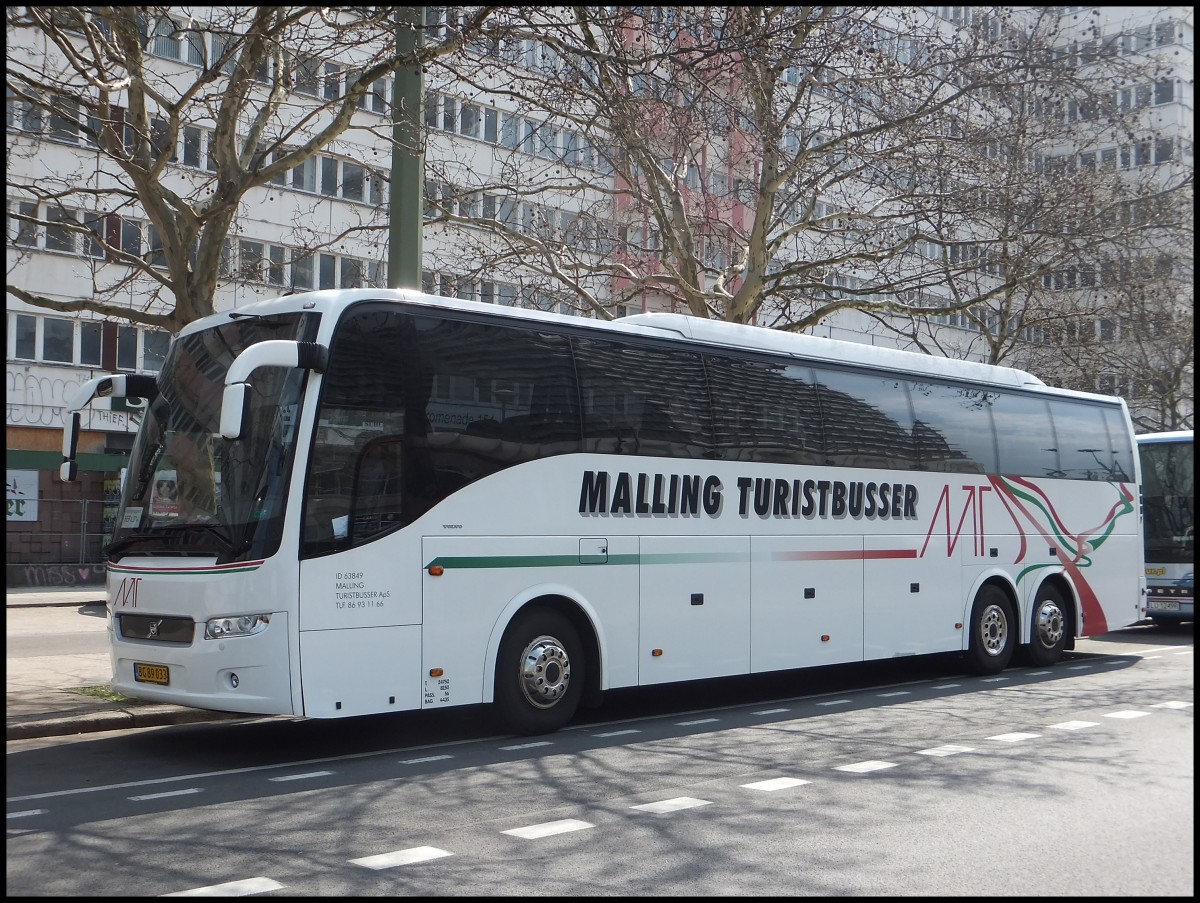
6,586 -> 248,741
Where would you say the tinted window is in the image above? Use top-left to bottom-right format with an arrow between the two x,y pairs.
705,355 -> 823,464
908,381 -> 995,473
574,336 -> 712,459
814,368 -> 917,469
305,308 -> 580,553
991,393 -> 1057,477
1049,400 -> 1121,480
1100,406 -> 1135,481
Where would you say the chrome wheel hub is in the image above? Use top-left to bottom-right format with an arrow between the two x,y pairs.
518,634 -> 571,709
980,604 -> 1009,656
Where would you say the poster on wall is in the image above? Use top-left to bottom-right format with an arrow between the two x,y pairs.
6,470 -> 40,522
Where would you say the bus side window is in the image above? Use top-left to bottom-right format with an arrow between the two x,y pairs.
352,438 -> 407,543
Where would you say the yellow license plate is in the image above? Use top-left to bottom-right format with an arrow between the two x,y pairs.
134,662 -> 170,685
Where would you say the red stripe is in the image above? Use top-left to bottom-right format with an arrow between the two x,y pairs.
773,549 -> 918,561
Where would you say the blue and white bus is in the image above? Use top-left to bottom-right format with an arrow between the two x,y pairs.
1137,430 -> 1194,625
61,289 -> 1144,734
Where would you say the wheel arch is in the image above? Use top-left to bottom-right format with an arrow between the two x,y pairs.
962,570 -> 1019,651
1027,572 -> 1079,650
481,585 -> 604,707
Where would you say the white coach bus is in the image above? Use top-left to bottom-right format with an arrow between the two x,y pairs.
61,289 -> 1144,734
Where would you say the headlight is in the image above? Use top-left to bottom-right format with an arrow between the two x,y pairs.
205,613 -> 270,639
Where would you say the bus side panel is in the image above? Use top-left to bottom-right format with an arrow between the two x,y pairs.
298,625 -> 423,717
638,535 -> 750,685
750,534 -> 864,671
864,533 -> 964,658
421,535 -> 641,708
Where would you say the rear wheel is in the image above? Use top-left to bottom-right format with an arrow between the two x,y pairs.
494,608 -> 584,736
1026,584 -> 1068,666
965,585 -> 1015,675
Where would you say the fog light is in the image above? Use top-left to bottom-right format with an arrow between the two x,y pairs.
230,673 -> 240,689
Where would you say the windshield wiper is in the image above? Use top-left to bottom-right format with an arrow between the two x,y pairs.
106,524 -> 243,560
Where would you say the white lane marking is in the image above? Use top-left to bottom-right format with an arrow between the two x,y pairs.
502,819 -> 594,839
742,777 -> 812,792
1067,664 -> 1093,671
753,708 -> 790,716
350,847 -> 453,870
499,741 -> 553,751
129,788 -> 203,801
1150,701 -> 1192,709
1103,710 -> 1150,719
268,771 -> 332,782
7,732 -> 512,804
834,760 -> 898,773
916,744 -> 975,757
399,755 -> 453,765
817,699 -> 852,707
981,677 -> 1010,683
7,809 -> 47,819
163,877 -> 285,896
1025,671 -> 1052,676
986,732 -> 1041,742
877,691 -> 910,697
1048,721 -> 1098,731
677,718 -> 719,726
631,797 -> 711,814
1172,649 -> 1193,656
594,729 -> 641,738
932,683 -> 961,689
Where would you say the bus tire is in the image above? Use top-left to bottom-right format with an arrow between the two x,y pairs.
494,608 -> 584,736
965,585 -> 1015,675
1025,583 -> 1068,666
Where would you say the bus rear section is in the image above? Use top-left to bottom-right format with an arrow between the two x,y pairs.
1137,431 -> 1194,624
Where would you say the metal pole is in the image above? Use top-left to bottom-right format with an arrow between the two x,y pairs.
389,7 -> 424,289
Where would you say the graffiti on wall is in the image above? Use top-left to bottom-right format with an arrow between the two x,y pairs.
6,368 -> 138,432
11,563 -> 107,587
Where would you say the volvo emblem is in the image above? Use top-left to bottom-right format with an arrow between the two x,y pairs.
147,619 -> 163,638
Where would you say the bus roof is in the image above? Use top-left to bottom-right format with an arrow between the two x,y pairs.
190,288 -> 1120,398
1136,430 -> 1194,444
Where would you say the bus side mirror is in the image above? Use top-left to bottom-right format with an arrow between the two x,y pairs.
220,384 -> 249,440
219,340 -> 327,440
60,412 -> 81,481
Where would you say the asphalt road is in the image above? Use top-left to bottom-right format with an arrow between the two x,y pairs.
6,620 -> 1193,897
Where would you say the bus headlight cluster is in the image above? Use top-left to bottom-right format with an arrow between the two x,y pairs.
205,614 -> 270,640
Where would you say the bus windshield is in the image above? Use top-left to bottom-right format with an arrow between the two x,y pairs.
1140,437 -> 1194,566
109,312 -> 320,563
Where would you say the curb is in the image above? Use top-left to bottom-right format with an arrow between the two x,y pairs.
7,706 -> 249,741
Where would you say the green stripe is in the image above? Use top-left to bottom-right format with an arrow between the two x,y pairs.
426,552 -> 750,569
7,449 -> 130,472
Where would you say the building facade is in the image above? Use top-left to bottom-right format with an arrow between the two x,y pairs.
5,5 -> 1193,583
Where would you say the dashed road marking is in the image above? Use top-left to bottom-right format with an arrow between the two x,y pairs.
502,819 -> 594,839
631,797 -> 711,814
350,847 -> 453,870
163,877 -> 285,896
742,777 -> 812,791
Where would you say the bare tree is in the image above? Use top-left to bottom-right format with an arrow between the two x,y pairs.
419,6 -> 1188,371
5,5 -> 495,333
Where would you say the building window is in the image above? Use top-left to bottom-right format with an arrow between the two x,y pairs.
81,321 -> 102,366
291,252 -> 313,290
320,156 -> 338,197
45,207 -> 77,253
319,253 -> 336,289
116,325 -> 137,370
42,317 -> 74,363
143,330 -> 170,371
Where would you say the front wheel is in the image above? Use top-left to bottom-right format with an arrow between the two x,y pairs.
1025,584 -> 1068,666
494,608 -> 584,736
965,585 -> 1015,675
